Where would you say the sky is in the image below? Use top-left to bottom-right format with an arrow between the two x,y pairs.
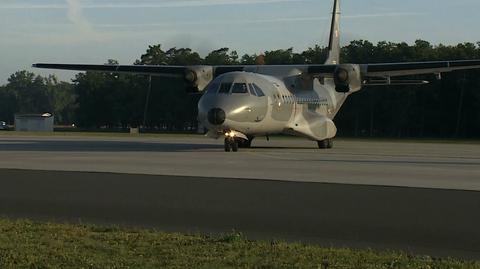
1,0 -> 480,84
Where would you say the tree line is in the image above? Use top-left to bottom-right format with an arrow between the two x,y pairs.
0,40 -> 479,138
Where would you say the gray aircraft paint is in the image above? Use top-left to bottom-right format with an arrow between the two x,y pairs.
200,69 -> 348,141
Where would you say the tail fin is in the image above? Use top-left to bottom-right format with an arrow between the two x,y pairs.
325,0 -> 341,64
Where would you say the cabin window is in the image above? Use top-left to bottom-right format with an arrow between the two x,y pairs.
308,103 -> 318,111
219,82 -> 233,94
232,83 -> 248,94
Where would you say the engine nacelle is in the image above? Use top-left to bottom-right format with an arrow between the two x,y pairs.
184,66 -> 214,93
333,64 -> 362,93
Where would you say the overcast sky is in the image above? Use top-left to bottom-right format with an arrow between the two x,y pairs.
1,0 -> 479,83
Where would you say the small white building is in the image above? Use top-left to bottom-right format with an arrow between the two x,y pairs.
15,113 -> 54,132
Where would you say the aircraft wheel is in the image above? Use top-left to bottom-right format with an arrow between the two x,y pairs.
327,139 -> 334,149
317,139 -> 333,149
224,138 -> 231,152
231,141 -> 239,152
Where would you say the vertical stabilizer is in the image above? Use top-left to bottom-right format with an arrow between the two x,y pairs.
325,0 -> 340,64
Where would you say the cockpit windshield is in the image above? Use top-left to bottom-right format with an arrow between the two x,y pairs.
231,83 -> 248,94
205,83 -> 219,94
219,83 -> 232,94
205,81 -> 266,97
250,83 -> 265,97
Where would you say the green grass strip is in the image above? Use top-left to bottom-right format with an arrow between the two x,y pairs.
0,219 -> 478,269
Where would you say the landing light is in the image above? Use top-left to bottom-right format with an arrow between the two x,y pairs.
225,131 -> 236,138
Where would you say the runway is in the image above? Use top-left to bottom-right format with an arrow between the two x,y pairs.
0,134 -> 480,259
0,135 -> 479,190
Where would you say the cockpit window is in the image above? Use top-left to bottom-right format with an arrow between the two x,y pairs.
219,83 -> 232,94
205,83 -> 219,94
248,84 -> 257,96
252,83 -> 266,97
231,83 -> 248,94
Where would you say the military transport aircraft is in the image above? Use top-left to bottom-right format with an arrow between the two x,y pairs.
34,0 -> 480,152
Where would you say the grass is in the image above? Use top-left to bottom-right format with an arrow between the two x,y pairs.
0,219 -> 478,269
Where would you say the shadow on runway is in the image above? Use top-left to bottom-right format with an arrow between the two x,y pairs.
0,140 -> 221,152
250,146 -> 316,150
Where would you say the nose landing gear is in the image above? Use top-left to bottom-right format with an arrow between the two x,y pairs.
224,137 -> 238,152
223,131 -> 251,152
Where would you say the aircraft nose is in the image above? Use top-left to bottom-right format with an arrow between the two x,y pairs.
207,108 -> 226,125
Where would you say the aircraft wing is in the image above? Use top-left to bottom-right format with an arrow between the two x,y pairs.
32,63 -> 217,90
34,60 -> 480,78
32,63 -> 188,78
362,60 -> 480,78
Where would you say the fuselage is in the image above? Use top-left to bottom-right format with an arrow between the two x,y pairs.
198,66 -> 354,141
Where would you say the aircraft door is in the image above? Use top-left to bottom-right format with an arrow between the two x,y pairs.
292,94 -> 304,120
270,85 -> 293,122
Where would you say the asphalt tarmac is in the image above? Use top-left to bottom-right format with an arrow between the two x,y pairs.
0,135 -> 479,258
0,135 -> 479,190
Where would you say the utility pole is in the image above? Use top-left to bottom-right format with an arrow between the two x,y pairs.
143,75 -> 152,128
454,74 -> 466,138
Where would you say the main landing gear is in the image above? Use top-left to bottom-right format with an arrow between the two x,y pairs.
317,138 -> 334,149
